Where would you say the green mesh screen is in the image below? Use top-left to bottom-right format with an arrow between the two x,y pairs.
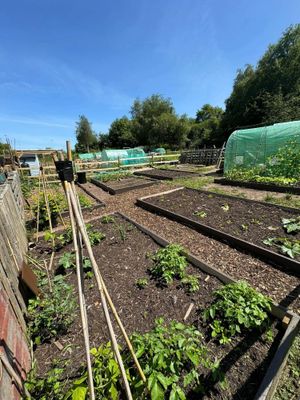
224,121 -> 300,173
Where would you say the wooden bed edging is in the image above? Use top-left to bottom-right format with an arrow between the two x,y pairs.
214,177 -> 300,195
90,176 -> 156,195
115,211 -> 300,400
76,182 -> 106,206
137,188 -> 300,276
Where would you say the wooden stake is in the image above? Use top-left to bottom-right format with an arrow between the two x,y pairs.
67,185 -> 133,400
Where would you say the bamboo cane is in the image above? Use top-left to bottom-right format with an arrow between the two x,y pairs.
35,169 -> 42,242
68,178 -> 146,383
67,184 -> 133,400
65,138 -> 146,384
65,185 -> 95,400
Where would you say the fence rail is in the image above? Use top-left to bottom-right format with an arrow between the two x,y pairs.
19,153 -> 181,180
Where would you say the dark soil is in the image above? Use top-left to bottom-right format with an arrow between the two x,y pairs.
30,215 -> 282,400
134,168 -> 200,180
91,176 -> 156,194
145,188 -> 300,260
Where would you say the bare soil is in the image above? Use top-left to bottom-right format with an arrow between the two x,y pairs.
145,188 -> 300,260
134,168 -> 200,180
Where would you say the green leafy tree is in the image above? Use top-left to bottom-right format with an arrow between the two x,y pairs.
188,104 -> 224,147
130,94 -> 188,149
222,24 -> 300,135
108,116 -> 136,148
75,115 -> 97,152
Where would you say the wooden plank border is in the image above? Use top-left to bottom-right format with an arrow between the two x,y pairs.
214,177 -> 300,195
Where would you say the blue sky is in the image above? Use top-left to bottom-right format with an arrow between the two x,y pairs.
0,0 -> 299,149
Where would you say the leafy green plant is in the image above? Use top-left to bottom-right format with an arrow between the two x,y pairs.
181,274 -> 200,293
65,343 -> 121,400
32,192 -> 66,229
85,223 -> 106,245
221,203 -> 230,212
203,281 -> 271,344
101,215 -> 115,224
115,222 -> 127,242
136,278 -> 149,289
282,217 -> 300,234
150,244 -> 187,285
66,318 -> 221,400
78,193 -> 93,209
58,252 -> 75,270
194,210 -> 207,218
263,237 -> 300,259
27,272 -> 76,344
95,170 -> 132,182
24,361 -> 67,400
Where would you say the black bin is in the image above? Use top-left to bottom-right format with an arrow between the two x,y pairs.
77,171 -> 87,184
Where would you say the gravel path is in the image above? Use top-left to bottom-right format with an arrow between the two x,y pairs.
79,181 -> 300,314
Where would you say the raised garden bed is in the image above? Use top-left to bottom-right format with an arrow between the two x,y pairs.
90,176 -> 157,195
76,181 -> 106,204
27,213 -> 299,400
134,168 -> 201,180
214,177 -> 300,194
137,188 -> 300,275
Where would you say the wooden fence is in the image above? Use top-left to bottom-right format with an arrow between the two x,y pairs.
179,148 -> 222,165
0,172 -> 30,399
0,172 -> 27,325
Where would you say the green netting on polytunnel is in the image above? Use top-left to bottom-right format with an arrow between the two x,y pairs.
101,148 -> 149,165
224,121 -> 300,173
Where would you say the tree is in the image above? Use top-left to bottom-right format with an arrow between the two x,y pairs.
188,104 -> 224,147
108,117 -> 136,148
75,115 -> 97,152
130,94 -> 188,148
222,24 -> 300,135
97,133 -> 110,151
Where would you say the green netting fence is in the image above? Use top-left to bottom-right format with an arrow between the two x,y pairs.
224,121 -> 300,173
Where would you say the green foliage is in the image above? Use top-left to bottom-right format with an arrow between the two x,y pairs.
85,223 -> 106,245
203,281 -> 271,344
263,237 -> 300,259
21,178 -> 38,198
67,319 -> 221,400
188,104 -> 224,147
136,278 -> 149,289
108,116 -> 137,148
75,115 -> 98,153
222,25 -> 300,134
58,252 -> 75,270
32,192 -> 66,229
65,343 -> 119,400
150,244 -> 187,285
282,217 -> 300,233
131,94 -> 189,149
101,215 -> 115,224
149,244 -> 199,293
95,170 -> 132,182
226,167 -> 298,186
24,361 -> 67,400
181,274 -> 200,293
78,193 -> 93,209
27,273 -> 76,344
221,203 -> 230,212
265,140 -> 300,179
194,210 -> 207,218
